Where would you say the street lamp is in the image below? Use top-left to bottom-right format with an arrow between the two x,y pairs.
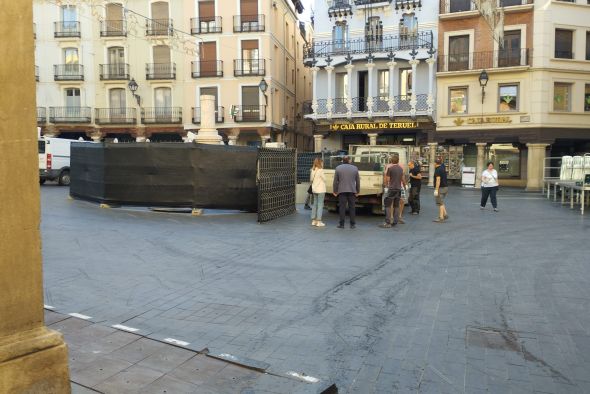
258,78 -> 268,105
128,78 -> 141,106
478,70 -> 489,104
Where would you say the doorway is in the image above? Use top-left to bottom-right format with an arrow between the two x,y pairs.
358,71 -> 368,111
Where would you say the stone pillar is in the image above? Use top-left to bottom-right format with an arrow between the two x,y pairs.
196,95 -> 222,144
475,142 -> 487,188
409,59 -> 420,116
368,133 -> 378,146
325,65 -> 334,116
387,60 -> 397,116
428,142 -> 438,187
260,135 -> 271,147
366,62 -> 375,114
227,135 -> 238,145
0,1 -> 71,392
135,125 -> 147,142
90,130 -> 103,142
344,63 -> 354,117
314,134 -> 323,152
43,124 -> 59,138
311,66 -> 319,114
526,143 -> 550,191
426,58 -> 436,114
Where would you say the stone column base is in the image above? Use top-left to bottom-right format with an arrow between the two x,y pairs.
0,327 -> 70,393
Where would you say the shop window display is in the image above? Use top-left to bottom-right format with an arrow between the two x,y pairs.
449,87 -> 468,114
554,83 -> 571,112
498,84 -> 518,112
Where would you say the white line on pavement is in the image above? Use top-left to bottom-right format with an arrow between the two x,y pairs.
164,338 -> 189,346
69,313 -> 92,320
44,305 -> 55,310
112,324 -> 139,332
286,371 -> 320,383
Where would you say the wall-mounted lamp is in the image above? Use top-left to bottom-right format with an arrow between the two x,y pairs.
128,78 -> 141,106
258,78 -> 268,105
478,70 -> 489,104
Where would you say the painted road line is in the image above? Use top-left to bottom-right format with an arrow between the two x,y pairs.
69,313 -> 92,320
112,324 -> 139,333
286,371 -> 320,383
44,305 -> 55,310
164,338 -> 189,346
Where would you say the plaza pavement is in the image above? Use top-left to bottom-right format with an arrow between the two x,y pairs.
40,185 -> 590,393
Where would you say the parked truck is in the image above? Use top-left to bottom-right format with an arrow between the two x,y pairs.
38,137 -> 83,186
323,145 -> 410,214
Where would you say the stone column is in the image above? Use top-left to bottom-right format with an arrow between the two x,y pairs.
0,1 -> 70,391
314,134 -> 323,152
475,142 -> 487,188
260,135 -> 271,147
409,59 -> 420,116
196,95 -> 222,144
344,63 -> 354,117
428,142 -> 438,187
366,62 -> 375,114
43,124 -> 59,138
325,65 -> 334,117
90,130 -> 104,142
387,60 -> 397,116
227,135 -> 238,145
368,133 -> 378,146
311,66 -> 319,114
135,125 -> 147,142
426,58 -> 436,114
526,143 -> 550,191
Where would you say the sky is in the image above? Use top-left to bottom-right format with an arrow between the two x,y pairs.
299,0 -> 314,22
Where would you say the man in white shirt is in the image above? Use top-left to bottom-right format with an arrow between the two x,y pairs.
480,161 -> 499,212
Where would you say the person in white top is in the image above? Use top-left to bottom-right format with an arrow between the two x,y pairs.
310,158 -> 327,227
480,161 -> 499,211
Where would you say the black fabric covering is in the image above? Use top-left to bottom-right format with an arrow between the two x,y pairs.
70,143 -> 258,210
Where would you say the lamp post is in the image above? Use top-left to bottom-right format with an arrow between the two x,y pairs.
479,70 -> 489,104
128,78 -> 141,106
128,78 -> 144,142
258,77 -> 268,105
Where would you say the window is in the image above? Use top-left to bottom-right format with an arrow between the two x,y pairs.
449,87 -> 468,114
366,17 -> 383,50
449,0 -> 471,12
200,87 -> 219,109
65,88 -> 80,107
399,69 -> 412,96
378,70 -> 389,97
335,72 -> 348,98
585,84 -> 590,111
333,21 -> 348,52
155,87 -> 172,108
499,30 -> 521,67
555,29 -> 573,59
498,85 -> 519,112
553,83 -> 571,111
399,13 -> 417,49
586,31 -> 590,61
64,47 -> 79,64
448,35 -> 470,71
61,5 -> 77,22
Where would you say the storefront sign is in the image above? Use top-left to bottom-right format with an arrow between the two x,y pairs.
329,121 -> 418,131
453,116 -> 512,126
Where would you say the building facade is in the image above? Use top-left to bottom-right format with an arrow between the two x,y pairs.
34,0 -> 313,148
304,0 -> 439,152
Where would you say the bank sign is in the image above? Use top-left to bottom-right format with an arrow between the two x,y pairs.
329,122 -> 419,131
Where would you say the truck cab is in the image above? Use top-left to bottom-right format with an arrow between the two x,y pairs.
38,137 -> 83,186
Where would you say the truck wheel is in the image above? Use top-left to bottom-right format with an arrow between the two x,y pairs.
39,179 -> 46,185
58,170 -> 71,186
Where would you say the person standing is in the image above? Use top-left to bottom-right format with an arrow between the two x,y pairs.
433,157 -> 449,223
379,154 -> 404,228
310,158 -> 327,227
408,160 -> 422,215
333,156 -> 360,229
480,161 -> 499,212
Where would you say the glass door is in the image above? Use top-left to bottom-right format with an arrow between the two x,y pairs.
64,47 -> 79,77
109,88 -> 126,120
499,31 -> 521,67
241,86 -> 259,121
108,47 -> 125,77
155,87 -> 172,120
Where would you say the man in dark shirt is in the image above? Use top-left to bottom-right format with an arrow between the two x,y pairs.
408,160 -> 422,214
333,156 -> 360,229
433,157 -> 449,223
379,154 -> 404,228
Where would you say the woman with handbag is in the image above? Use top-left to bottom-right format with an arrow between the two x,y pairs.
310,158 -> 326,227
480,161 -> 499,212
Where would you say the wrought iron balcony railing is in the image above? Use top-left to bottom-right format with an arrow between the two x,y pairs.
99,63 -> 130,80
439,0 -> 532,14
191,107 -> 225,124
555,50 -> 574,59
95,108 -> 137,125
141,107 -> 182,124
232,105 -> 266,122
37,107 -> 46,124
100,20 -> 127,37
191,60 -> 223,78
234,59 -> 265,76
304,31 -> 433,59
49,107 -> 92,123
146,63 -> 176,80
54,21 -> 80,38
54,64 -> 84,81
191,16 -> 222,34
309,95 -> 429,116
146,19 -> 173,36
437,49 -> 531,71
233,15 -> 265,32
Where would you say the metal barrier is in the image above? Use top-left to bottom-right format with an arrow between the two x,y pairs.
297,152 -> 321,183
257,148 -> 297,223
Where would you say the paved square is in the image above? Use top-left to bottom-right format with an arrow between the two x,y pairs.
41,186 -> 590,393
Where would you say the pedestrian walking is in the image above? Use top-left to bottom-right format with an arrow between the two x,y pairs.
433,157 -> 449,223
333,156 -> 360,229
408,160 -> 422,214
379,154 -> 404,228
480,161 -> 499,212
310,158 -> 326,227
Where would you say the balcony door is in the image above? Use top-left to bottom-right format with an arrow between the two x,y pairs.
240,0 -> 258,26
153,45 -> 171,77
63,47 -> 79,76
65,88 -> 81,118
155,87 -> 172,120
332,21 -> 348,53
108,46 -> 125,77
199,0 -> 215,31
109,88 -> 126,120
357,71 -> 368,111
106,3 -> 124,33
366,17 -> 383,51
199,41 -> 217,76
61,5 -> 77,33
448,35 -> 469,71
499,30 -> 521,67
241,86 -> 260,121
200,87 -> 219,120
151,1 -> 170,33
241,40 -> 259,74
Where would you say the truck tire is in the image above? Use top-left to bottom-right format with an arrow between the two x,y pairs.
58,170 -> 71,186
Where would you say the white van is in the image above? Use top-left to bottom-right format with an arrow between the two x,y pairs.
38,137 -> 81,186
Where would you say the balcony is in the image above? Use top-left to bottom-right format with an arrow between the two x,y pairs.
146,19 -> 173,36
99,63 -> 130,80
328,0 -> 353,18
54,64 -> 84,81
191,60 -> 223,78
191,107 -> 225,124
234,59 -> 265,76
35,65 -> 39,81
49,107 -> 92,123
233,15 -> 265,32
141,107 -> 182,124
191,16 -> 222,34
146,63 -> 176,80
95,108 -> 137,125
437,49 -> 531,72
37,107 -> 46,124
308,95 -> 429,120
439,0 -> 532,14
304,31 -> 433,59
233,105 -> 266,122
100,20 -> 127,37
54,21 -> 80,38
